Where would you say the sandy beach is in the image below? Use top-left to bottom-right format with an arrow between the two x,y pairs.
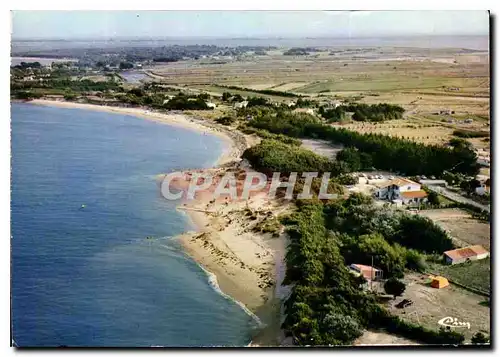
25,98 -> 286,345
176,189 -> 290,345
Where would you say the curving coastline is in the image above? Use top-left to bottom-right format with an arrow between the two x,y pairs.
21,99 -> 285,346
27,99 -> 246,166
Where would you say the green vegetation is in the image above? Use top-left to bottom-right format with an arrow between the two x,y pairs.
248,110 -> 321,137
12,90 -> 43,100
452,129 -> 489,138
216,85 -> 301,98
460,178 -> 481,195
119,62 -> 134,70
335,147 -> 373,171
247,96 -> 271,107
12,61 -> 42,69
294,98 -> 316,108
319,106 -> 346,122
244,110 -> 479,176
426,191 -> 440,205
63,92 -> 78,101
215,116 -> 237,126
427,258 -> 490,294
348,103 -> 405,122
238,126 -> 302,146
336,173 -> 357,186
12,78 -> 122,93
221,92 -> 232,101
280,198 -> 464,346
163,93 -> 211,110
253,216 -> 282,237
283,48 -> 310,56
242,139 -> 345,176
471,332 -> 490,344
319,103 -> 404,123
384,278 -> 406,298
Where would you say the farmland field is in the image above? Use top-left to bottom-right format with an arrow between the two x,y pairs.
145,46 -> 489,157
388,273 -> 490,340
417,209 -> 491,249
427,258 -> 491,294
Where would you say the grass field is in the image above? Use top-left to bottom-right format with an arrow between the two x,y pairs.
427,258 -> 490,294
389,273 -> 490,340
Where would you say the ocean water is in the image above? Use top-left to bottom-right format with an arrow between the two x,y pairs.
11,103 -> 258,347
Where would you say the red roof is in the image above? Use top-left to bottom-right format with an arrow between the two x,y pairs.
350,264 -> 383,280
444,245 -> 489,261
400,190 -> 428,199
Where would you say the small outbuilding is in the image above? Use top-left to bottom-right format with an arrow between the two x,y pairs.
443,245 -> 490,265
349,264 -> 383,281
430,276 -> 449,289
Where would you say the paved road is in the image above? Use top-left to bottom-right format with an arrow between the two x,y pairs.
426,185 -> 490,213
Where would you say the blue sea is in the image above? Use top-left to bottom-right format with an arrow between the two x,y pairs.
11,103 -> 258,347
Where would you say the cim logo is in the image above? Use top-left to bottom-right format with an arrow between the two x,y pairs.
438,317 -> 471,329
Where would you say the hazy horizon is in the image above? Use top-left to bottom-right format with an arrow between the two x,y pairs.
12,11 -> 489,40
11,34 -> 490,41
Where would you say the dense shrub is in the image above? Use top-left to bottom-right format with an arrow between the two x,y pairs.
12,90 -> 43,100
394,215 -> 453,253
215,116 -> 237,126
239,126 -> 302,146
163,94 -> 209,110
246,112 -> 479,176
247,96 -> 271,107
453,129 -> 489,138
242,139 -> 347,176
384,277 -> 406,297
280,200 -> 464,346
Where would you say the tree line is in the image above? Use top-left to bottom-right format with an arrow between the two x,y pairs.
245,111 -> 479,176
11,78 -> 122,93
215,85 -> 301,98
280,196 -> 464,346
319,103 -> 404,123
242,139 -> 345,176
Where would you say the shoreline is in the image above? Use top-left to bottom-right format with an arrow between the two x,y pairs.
19,98 -> 284,346
25,99 -> 245,167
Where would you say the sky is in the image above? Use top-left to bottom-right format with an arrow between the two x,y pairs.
11,11 -> 489,39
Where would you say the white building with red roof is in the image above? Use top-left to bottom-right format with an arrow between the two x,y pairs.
443,245 -> 489,265
349,264 -> 384,281
375,177 -> 428,205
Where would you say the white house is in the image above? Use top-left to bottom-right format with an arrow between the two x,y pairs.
443,245 -> 489,265
375,177 -> 428,205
